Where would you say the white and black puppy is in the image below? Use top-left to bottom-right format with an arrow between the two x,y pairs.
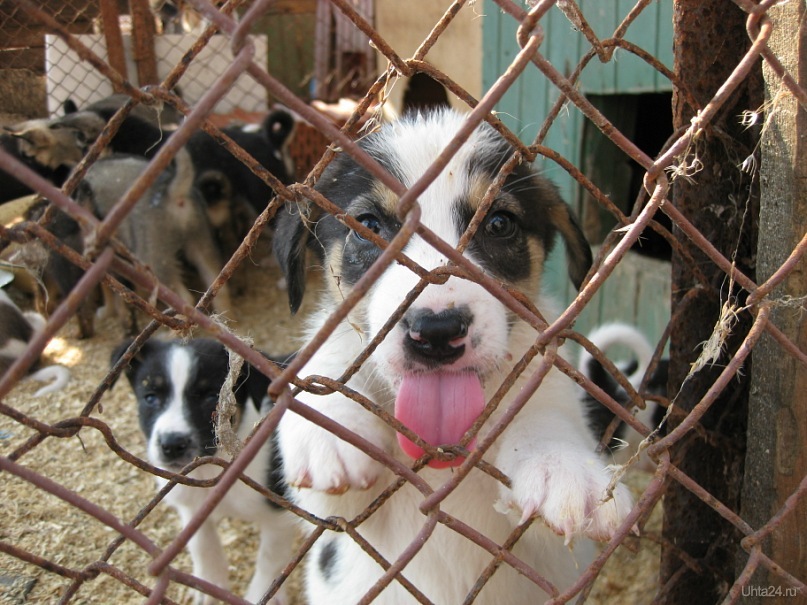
578,323 -> 668,468
272,110 -> 633,604
111,337 -> 294,605
0,288 -> 70,396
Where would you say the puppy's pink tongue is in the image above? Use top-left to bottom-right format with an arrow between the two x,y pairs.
395,372 -> 485,469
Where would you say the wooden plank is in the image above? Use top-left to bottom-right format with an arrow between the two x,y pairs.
0,48 -> 45,72
261,12 -> 317,100
0,2 -> 100,29
264,0 -> 317,15
37,0 -> 102,20
0,28 -> 47,49
634,257 -> 671,352
541,8 -> 586,298
100,0 -> 128,85
615,0 -> 654,92
653,0 -> 674,90
742,2 -> 807,601
483,10 -> 524,140
576,0 -> 617,93
0,17 -> 96,50
574,250 -> 671,348
128,0 -> 158,86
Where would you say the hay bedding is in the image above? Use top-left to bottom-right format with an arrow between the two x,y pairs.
0,259 -> 660,604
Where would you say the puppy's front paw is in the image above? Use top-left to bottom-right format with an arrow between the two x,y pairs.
504,452 -> 633,543
278,410 -> 385,494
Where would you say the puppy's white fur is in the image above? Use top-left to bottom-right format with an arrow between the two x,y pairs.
275,111 -> 633,604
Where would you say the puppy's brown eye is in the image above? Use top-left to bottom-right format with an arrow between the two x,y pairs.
485,211 -> 517,238
353,214 -> 381,242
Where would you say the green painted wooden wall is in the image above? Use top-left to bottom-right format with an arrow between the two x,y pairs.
482,0 -> 674,349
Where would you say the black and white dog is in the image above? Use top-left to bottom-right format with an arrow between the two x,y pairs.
272,110 -> 633,604
111,338 -> 294,605
0,288 -> 70,395
578,323 -> 668,468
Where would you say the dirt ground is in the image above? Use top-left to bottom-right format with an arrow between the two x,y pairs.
0,257 -> 662,604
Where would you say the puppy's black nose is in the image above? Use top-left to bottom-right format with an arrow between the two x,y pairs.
403,307 -> 472,365
159,432 -> 192,461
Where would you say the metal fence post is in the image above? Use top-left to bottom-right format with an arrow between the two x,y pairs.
661,0 -> 763,601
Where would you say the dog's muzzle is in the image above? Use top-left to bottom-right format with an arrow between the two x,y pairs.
157,431 -> 195,466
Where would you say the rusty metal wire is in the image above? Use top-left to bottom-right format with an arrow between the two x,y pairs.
0,0 -> 805,604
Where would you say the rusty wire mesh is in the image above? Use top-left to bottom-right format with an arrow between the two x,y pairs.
0,0 -> 311,118
0,0 -> 805,604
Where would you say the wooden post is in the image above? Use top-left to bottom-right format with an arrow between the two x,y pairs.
99,0 -> 128,88
741,2 -> 807,603
128,0 -> 159,87
660,1 -> 762,602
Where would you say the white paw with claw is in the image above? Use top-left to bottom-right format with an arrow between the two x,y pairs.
278,410 -> 385,494
503,453 -> 633,543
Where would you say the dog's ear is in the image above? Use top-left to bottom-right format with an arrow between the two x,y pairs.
63,99 -> 79,115
167,148 -> 196,200
110,338 -> 158,386
264,109 -> 295,149
273,203 -> 320,314
548,202 -> 592,290
110,338 -> 136,387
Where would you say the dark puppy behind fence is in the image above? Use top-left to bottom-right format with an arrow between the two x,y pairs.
76,149 -> 231,333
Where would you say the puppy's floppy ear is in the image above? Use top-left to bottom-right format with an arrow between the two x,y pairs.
110,338 -> 136,387
519,169 -> 592,290
109,338 -> 159,387
273,202 -> 320,314
548,202 -> 592,290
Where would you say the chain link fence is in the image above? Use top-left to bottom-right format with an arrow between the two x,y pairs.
0,0 -> 318,118
0,0 -> 805,604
